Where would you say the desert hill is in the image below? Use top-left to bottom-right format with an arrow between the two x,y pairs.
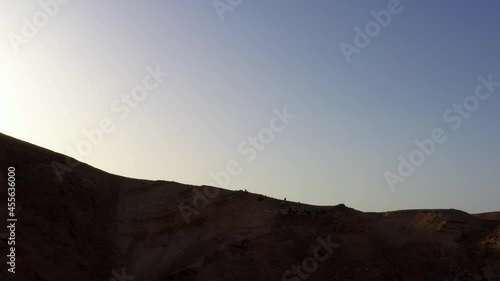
0,133 -> 498,281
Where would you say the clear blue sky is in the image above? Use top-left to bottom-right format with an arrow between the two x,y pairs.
1,0 -> 499,213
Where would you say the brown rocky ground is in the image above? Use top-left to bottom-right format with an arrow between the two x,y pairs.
0,133 -> 498,281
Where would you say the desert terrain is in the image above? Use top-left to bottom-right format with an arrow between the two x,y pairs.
0,132 -> 498,281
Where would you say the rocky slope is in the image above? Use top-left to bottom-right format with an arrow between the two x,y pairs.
0,133 -> 498,281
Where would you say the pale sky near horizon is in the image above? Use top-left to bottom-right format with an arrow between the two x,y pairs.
1,1 -> 499,213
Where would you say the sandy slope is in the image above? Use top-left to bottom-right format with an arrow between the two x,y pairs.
0,133 -> 498,281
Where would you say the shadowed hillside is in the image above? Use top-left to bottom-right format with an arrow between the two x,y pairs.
0,133 -> 498,281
